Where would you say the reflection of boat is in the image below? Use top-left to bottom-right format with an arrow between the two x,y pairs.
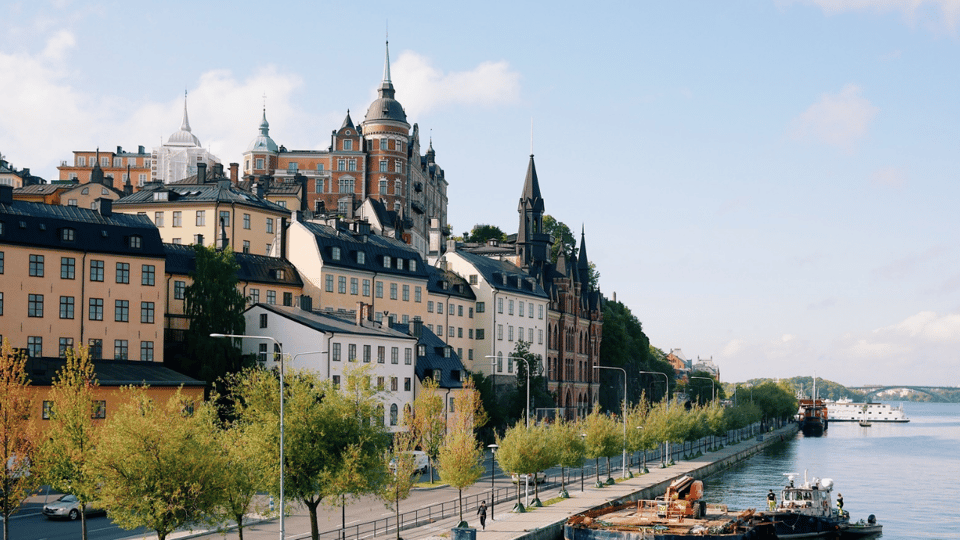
824,398 -> 909,422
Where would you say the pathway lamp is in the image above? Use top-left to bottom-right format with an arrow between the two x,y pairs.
690,376 -> 716,404
487,443 -> 498,521
579,433 -> 586,492
485,354 -> 535,428
593,365 -> 629,479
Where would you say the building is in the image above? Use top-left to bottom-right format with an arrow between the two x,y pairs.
1,154 -> 45,188
396,318 -> 468,429
423,265 -> 477,367
151,94 -> 221,184
242,41 -> 448,259
12,184 -> 71,205
0,185 -> 166,362
112,177 -> 289,256
57,146 -> 151,191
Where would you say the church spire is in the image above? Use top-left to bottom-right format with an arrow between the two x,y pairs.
516,154 -> 550,268
180,90 -> 192,132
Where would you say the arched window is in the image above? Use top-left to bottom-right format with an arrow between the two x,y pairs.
390,403 -> 399,426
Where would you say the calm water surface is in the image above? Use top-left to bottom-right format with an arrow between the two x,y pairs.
701,402 -> 959,540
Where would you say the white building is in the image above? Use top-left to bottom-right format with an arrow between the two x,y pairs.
239,303 -> 418,431
152,95 -> 221,184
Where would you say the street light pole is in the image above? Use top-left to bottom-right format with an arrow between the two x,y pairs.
638,370 -> 670,466
487,443 -> 498,521
690,376 -> 716,403
211,333 -> 284,540
593,366 -> 628,479
486,355 -> 534,428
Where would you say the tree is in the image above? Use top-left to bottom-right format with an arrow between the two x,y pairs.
542,215 -> 576,263
37,346 -> 100,540
625,399 -> 653,473
438,379 -> 486,525
214,421 -> 266,540
381,428 -> 419,540
704,402 -> 728,451
95,388 -> 223,540
0,339 -> 37,539
177,244 -> 249,386
552,419 -> 585,497
464,224 -> 506,244
494,423 -> 542,513
511,340 -> 549,423
581,410 -> 619,486
409,377 -> 445,483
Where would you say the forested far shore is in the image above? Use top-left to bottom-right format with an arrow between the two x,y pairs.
723,376 -> 960,403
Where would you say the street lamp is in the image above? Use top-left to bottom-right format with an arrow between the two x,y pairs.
485,355 -> 535,428
690,376 -> 716,403
593,366 -> 628,479
638,370 -> 670,466
579,433 -> 586,492
487,443 -> 498,521
211,333 -> 285,540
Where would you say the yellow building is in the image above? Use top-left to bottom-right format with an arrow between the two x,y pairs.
0,186 -> 166,362
57,146 -> 152,191
112,180 -> 290,256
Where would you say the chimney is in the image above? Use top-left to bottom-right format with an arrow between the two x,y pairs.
279,217 -> 287,260
213,163 -> 224,177
95,198 -> 112,217
411,317 -> 423,338
300,295 -> 313,312
0,185 -> 12,204
117,146 -> 123,154
253,183 -> 264,199
138,145 -> 145,154
356,302 -> 367,326
197,162 -> 207,183
229,163 -> 239,184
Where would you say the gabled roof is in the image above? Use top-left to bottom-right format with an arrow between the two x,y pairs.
248,303 -> 416,340
451,251 -> 548,299
390,321 -> 465,389
24,358 -> 204,387
298,220 -> 427,279
114,182 -> 288,214
13,184 -> 70,195
425,266 -> 476,300
0,199 -> 164,257
163,243 -> 303,287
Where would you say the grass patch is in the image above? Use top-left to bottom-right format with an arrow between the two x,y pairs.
541,496 -> 566,506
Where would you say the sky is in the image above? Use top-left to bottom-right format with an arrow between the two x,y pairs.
2,0 -> 959,387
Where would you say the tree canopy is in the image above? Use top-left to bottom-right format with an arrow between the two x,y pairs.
464,224 -> 507,244
598,301 -> 674,411
0,339 -> 37,539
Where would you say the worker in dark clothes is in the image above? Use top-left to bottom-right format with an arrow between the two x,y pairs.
477,500 -> 487,529
767,489 -> 776,511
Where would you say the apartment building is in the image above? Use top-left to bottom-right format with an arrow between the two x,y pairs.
57,146 -> 151,190
0,186 -> 166,362
423,265 -> 477,367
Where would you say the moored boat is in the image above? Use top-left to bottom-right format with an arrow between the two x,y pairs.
797,399 -> 828,435
824,398 -> 909,423
759,472 -> 881,539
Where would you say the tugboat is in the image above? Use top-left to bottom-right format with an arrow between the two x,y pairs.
796,378 -> 828,436
763,472 -> 883,538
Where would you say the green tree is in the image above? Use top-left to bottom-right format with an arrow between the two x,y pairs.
625,399 -> 653,473
704,403 -> 728,451
215,421 -> 266,540
494,423 -> 544,512
511,340 -> 550,423
438,380 -> 486,525
37,346 -> 100,540
581,409 -> 619,486
382,427 -> 419,540
552,419 -> 586,497
409,377 -> 446,483
464,224 -> 507,244
95,388 -> 223,540
178,244 -> 249,386
542,215 -> 576,263
598,301 -> 674,412
0,339 -> 37,539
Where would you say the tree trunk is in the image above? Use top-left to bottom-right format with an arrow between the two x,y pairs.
306,499 -> 321,540
81,503 -> 88,540
395,486 -> 401,540
595,458 -> 600,483
560,465 -> 566,492
235,512 -> 245,540
458,487 -> 463,523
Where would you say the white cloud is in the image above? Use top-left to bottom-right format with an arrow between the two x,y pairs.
390,51 -> 521,118
802,0 -> 960,32
870,166 -> 907,188
790,84 -> 878,152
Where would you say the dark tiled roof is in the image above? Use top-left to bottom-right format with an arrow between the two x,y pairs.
163,243 -> 303,287
249,303 -> 416,340
390,321 -> 465,389
0,200 -> 165,257
14,184 -> 69,195
299,220 -> 428,280
452,251 -> 548,299
114,182 -> 288,214
24,358 -> 204,387
425,266 -> 475,300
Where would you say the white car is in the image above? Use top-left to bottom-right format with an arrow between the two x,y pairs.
389,451 -> 430,475
511,471 -> 546,484
42,494 -> 104,520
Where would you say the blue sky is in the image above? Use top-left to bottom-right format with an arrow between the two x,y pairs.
2,0 -> 959,386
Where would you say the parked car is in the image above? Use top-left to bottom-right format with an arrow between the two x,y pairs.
42,494 -> 104,520
389,451 -> 430,475
511,471 -> 546,484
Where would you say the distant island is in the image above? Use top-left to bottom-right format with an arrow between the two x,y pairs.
723,376 -> 960,403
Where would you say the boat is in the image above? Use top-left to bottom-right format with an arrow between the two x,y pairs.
761,472 -> 881,538
824,398 -> 909,423
797,398 -> 828,435
840,515 -> 882,537
857,420 -> 871,427
564,476 -> 779,539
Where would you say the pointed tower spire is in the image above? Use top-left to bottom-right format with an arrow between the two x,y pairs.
181,90 -> 192,132
378,38 -> 397,99
578,225 -> 590,270
516,154 -> 550,268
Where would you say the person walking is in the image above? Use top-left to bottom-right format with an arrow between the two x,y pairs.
477,500 -> 488,529
767,489 -> 776,511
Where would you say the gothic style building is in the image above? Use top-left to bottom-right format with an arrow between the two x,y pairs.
242,42 -> 449,259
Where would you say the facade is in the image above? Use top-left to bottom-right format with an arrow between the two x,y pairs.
423,265 -> 477,367
240,303 -> 418,431
242,42 -> 448,259
112,180 -> 289,256
0,186 -> 166,362
59,181 -> 125,209
12,184 -> 71,205
57,146 -> 151,191
282,214 -> 430,325
397,318 -> 468,429
1,155 -> 44,188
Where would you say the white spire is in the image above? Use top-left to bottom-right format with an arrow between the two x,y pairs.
181,90 -> 192,132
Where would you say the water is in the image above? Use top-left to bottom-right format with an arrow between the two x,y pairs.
701,402 -> 960,540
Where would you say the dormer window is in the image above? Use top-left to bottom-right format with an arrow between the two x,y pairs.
433,370 -> 441,382
444,347 -> 452,358
396,259 -> 404,271
383,256 -> 391,269
128,235 -> 142,248
331,247 -> 341,261
154,191 -> 168,201
418,344 -> 426,357
61,228 -> 75,242
274,269 -> 285,280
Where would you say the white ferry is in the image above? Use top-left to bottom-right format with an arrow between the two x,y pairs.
823,398 -> 909,422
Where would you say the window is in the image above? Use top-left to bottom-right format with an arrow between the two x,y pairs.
449,326 -> 455,338
115,300 -> 129,322
331,246 -> 341,260
332,375 -> 340,388
196,210 -> 205,226
219,210 -> 230,228
325,275 -> 334,292
42,401 -> 53,420
497,324 -> 503,340
61,257 -> 76,279
174,280 -> 186,300
89,339 -> 102,360
415,286 -> 421,303
141,302 -> 155,323
497,298 -> 503,314
350,278 -> 358,295
402,285 -> 409,301
59,296 -> 74,319
362,279 -> 370,296
332,343 -> 341,362
343,140 -> 353,151
383,256 -> 392,269
243,213 -> 251,229
508,300 -> 514,315
266,291 -> 276,305
375,281 -> 383,298
129,235 -> 142,249
538,329 -> 544,344
89,260 -> 104,281
410,259 -> 417,272
380,138 -> 388,150
379,160 -> 388,173
89,298 -> 104,320
358,252 -> 366,264
391,377 -> 398,392
256,158 -> 264,169
390,404 -> 398,426
476,329 -> 485,340
539,305 -> 544,319
348,159 -> 356,171
287,162 -> 299,172
28,294 -> 43,317
27,336 -> 42,357
61,228 -> 75,241
508,325 -> 514,341
428,301 -> 434,313
519,301 -> 525,317
116,263 -> 130,284
449,303 -> 455,315
339,177 -> 355,193
173,211 -> 182,227
29,254 -> 44,277
405,348 -> 412,365
391,347 -> 399,364
0,252 -> 3,274
154,212 -> 164,227
142,264 -> 155,286
390,283 -> 397,300
266,218 -> 274,234
249,288 -> 259,304
243,240 -> 250,253
395,179 -> 401,193
377,346 -> 385,364
476,302 -> 485,313
283,292 -> 292,306
315,178 -> 324,193
338,276 -> 346,294
470,274 -> 478,285
348,344 -> 357,362
141,341 -> 154,361
437,302 -> 443,314
404,377 -> 411,392
469,308 -> 474,318
363,345 -> 371,363
508,356 -> 514,374
376,376 -> 385,391
114,340 -> 128,360
436,325 -> 443,337
258,343 -> 268,363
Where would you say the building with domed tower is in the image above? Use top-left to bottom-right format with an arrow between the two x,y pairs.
240,41 -> 448,259
151,94 -> 222,184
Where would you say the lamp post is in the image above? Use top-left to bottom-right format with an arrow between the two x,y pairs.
487,443 -> 498,521
638,370 -> 670,466
593,366 -> 628,479
211,333 -> 284,540
486,355 -> 534,428
690,376 -> 716,403
579,433 -> 586,492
